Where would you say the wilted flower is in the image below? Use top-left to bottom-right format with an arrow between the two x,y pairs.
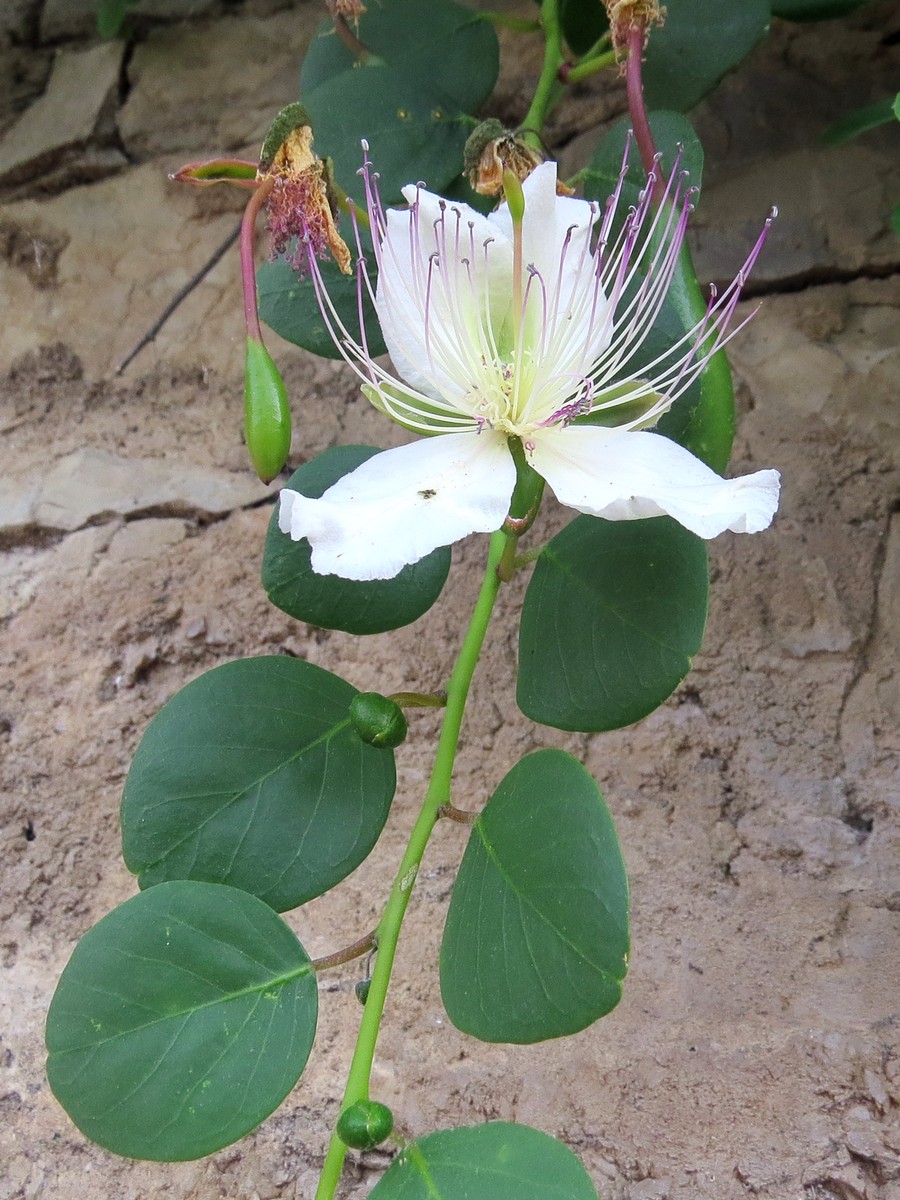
605,0 -> 667,60
464,119 -> 551,197
278,147 -> 780,581
259,109 -> 351,276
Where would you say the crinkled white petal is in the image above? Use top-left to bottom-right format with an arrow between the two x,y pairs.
529,425 -> 781,538
488,161 -> 609,421
278,431 -> 516,581
490,161 -> 596,294
376,189 -> 511,403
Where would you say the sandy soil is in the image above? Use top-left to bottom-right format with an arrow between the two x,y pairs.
1,3 -> 899,1199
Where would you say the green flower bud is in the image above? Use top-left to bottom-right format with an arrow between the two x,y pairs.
354,978 -> 371,1005
337,1099 -> 394,1150
349,693 -> 408,749
244,337 -> 291,483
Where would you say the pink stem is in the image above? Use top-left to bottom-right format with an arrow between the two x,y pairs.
240,174 -> 275,342
625,26 -> 662,202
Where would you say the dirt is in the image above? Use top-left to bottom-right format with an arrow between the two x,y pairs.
1,3 -> 899,1200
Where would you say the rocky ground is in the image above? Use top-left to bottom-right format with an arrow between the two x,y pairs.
1,2 -> 899,1198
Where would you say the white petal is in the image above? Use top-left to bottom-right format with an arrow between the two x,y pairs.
278,432 -> 516,580
376,188 -> 511,402
489,162 -> 597,292
489,162 -> 609,422
529,426 -> 780,538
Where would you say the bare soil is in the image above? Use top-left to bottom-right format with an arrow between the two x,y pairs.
1,3 -> 898,1199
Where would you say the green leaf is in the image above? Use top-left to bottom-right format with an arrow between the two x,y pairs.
648,248 -> 736,473
121,656 -> 396,911
642,0 -> 770,112
300,0 -> 499,116
584,115 -> 736,472
368,1122 -> 600,1199
441,750 -> 629,1044
46,881 -> 317,1161
772,0 -> 868,18
517,516 -> 708,733
559,0 -> 608,55
584,110 -> 704,198
262,446 -> 451,634
823,95 -> 899,145
304,68 -> 472,207
256,239 -> 386,360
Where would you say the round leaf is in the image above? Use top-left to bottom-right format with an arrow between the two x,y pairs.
584,110 -> 704,199
46,881 -> 317,1161
257,251 -> 386,360
823,96 -> 899,146
560,0 -> 608,55
517,516 -> 708,733
369,1122 -> 600,1199
304,68 -> 471,206
263,446 -> 451,634
642,0 -> 770,112
121,656 -> 396,910
300,0 -> 499,116
441,750 -> 629,1044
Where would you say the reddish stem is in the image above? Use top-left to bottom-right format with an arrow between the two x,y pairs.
240,174 -> 275,342
438,804 -> 478,826
313,931 -> 377,972
625,26 -> 663,203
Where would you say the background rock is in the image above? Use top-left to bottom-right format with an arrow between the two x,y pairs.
0,4 -> 898,1200
0,41 -> 124,188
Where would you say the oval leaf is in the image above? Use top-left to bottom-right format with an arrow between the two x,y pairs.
46,881 -> 317,1161
441,750 -> 629,1044
121,656 -> 396,910
263,446 -> 451,633
304,68 -> 471,206
368,1122 -> 599,1200
585,110 -> 705,196
642,0 -> 770,112
300,0 -> 499,116
257,251 -> 386,360
517,516 -> 708,733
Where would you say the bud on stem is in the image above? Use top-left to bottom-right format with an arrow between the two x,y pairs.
244,337 -> 291,483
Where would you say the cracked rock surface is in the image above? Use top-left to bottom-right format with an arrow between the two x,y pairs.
1,3 -> 898,1200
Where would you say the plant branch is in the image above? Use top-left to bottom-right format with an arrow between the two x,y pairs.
388,691 -> 447,709
520,0 -> 564,148
240,174 -> 275,342
438,803 -> 478,826
314,530 -> 510,1200
562,47 -> 617,85
625,26 -> 661,200
312,932 -> 377,972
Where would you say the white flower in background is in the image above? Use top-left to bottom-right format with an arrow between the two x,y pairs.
279,148 -> 780,581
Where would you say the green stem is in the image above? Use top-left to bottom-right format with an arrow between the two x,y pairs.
314,531 -> 510,1200
520,0 -> 564,148
564,48 -> 617,84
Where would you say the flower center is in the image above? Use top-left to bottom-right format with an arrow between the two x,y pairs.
464,351 -> 540,437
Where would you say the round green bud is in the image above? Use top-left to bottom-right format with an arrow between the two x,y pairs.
354,978 -> 371,1005
349,693 -> 408,749
337,1100 -> 394,1150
